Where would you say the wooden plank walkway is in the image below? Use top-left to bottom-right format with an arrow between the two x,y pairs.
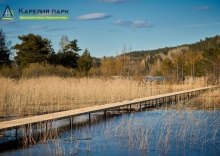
0,86 -> 218,132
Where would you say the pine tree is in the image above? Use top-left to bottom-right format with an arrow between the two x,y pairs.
78,48 -> 92,75
0,29 -> 11,67
14,34 -> 53,67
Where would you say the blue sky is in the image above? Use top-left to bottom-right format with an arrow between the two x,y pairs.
0,0 -> 220,57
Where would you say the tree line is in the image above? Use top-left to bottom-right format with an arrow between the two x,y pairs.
0,28 -> 220,82
0,29 -> 92,77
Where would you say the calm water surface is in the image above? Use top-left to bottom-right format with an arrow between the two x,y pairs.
1,110 -> 220,156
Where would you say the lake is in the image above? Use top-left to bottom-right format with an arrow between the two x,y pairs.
1,110 -> 219,156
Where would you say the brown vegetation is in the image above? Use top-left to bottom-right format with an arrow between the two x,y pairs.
189,89 -> 220,110
0,76 -> 207,121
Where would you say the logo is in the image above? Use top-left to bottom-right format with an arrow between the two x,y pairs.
2,5 -> 14,20
18,8 -> 69,21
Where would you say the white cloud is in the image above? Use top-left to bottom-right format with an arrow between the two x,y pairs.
193,6 -> 212,11
114,20 -> 153,28
77,13 -> 111,20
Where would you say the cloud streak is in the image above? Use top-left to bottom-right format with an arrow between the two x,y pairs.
0,0 -> 6,3
77,13 -> 111,20
96,0 -> 130,3
47,27 -> 75,32
0,20 -> 17,25
5,34 -> 18,39
114,20 -> 153,28
29,25 -> 48,30
185,22 -> 220,28
193,6 -> 212,11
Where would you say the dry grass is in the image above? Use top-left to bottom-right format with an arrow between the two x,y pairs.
0,76 -> 218,154
0,76 -> 207,120
188,89 -> 220,110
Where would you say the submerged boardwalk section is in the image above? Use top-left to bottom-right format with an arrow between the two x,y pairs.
0,86 -> 218,132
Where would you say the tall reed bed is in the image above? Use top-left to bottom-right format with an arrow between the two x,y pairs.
0,76 -> 206,120
184,88 -> 220,110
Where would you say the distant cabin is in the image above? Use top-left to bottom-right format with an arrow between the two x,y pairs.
145,77 -> 165,81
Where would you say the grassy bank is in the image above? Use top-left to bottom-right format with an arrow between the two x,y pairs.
186,88 -> 220,110
0,76 -> 207,120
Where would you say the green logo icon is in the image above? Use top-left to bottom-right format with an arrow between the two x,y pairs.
2,5 -> 14,20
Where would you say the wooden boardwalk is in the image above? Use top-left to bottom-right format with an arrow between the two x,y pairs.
0,86 -> 218,132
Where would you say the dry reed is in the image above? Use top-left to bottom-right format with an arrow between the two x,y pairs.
0,76 -> 207,121
188,88 -> 220,110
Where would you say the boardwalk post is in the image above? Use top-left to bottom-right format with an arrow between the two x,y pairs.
15,127 -> 18,139
25,124 -> 28,135
166,97 -> 168,107
104,110 -> 107,119
45,122 -> 48,132
69,117 -> 71,129
69,117 -> 73,129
